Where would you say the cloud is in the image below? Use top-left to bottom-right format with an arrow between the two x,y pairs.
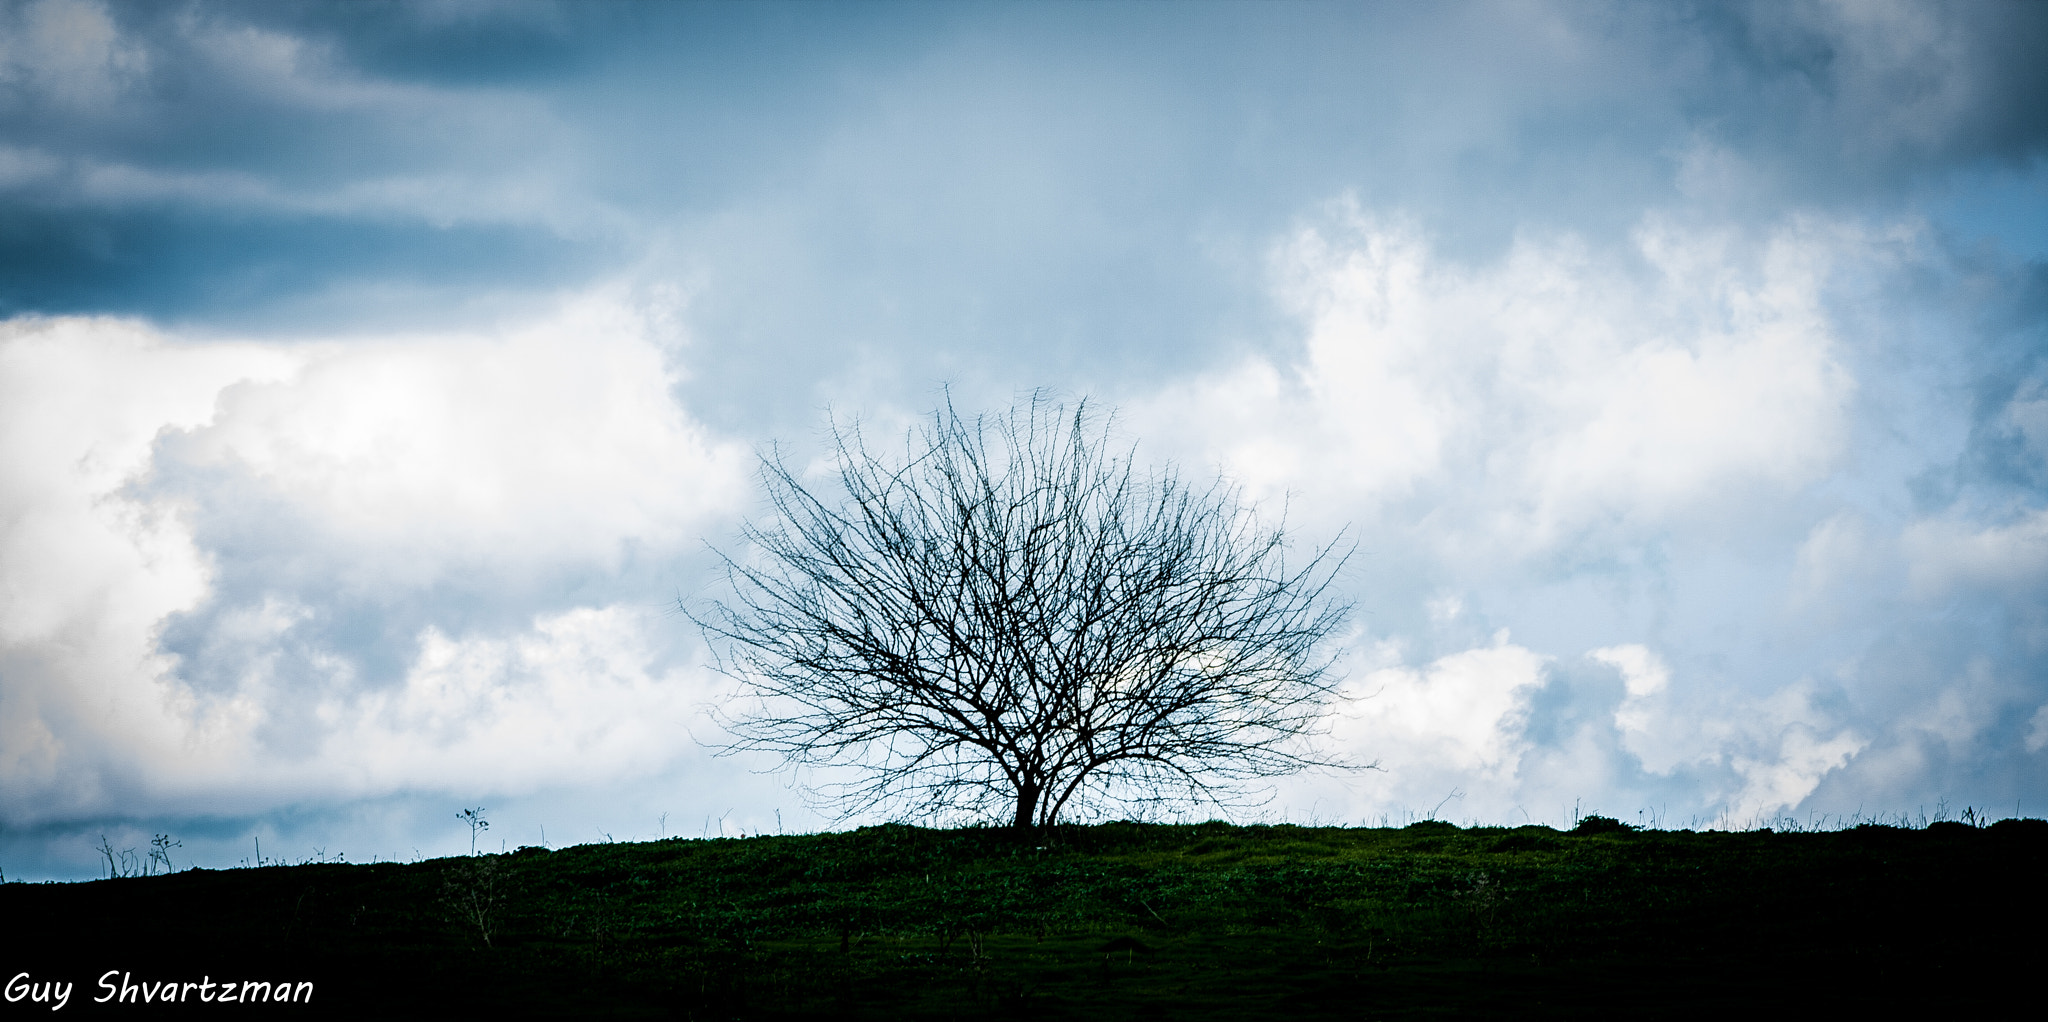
1337,633 -> 1550,787
1135,202 -> 1862,562
1130,196 -> 2036,827
0,4 -> 605,237
1902,508 -> 2048,598
1591,644 -> 1677,772
1697,0 -> 2048,188
1293,631 -> 1869,827
0,0 -> 148,109
0,0 -> 619,325
1724,708 -> 1866,819
1591,643 -> 1864,817
0,292 -> 746,826
150,289 -> 743,589
0,314 -> 294,819
286,603 -> 712,798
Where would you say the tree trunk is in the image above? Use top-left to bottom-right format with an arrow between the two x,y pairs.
1012,780 -> 1042,829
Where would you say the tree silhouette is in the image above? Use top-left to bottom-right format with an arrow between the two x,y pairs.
697,394 -> 1357,828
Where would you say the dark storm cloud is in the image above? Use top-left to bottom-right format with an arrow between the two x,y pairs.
1699,0 -> 2048,176
0,206 -> 596,321
0,0 -> 620,324
6,1 -> 2043,359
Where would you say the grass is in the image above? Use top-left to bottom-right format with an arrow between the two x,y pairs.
5,817 -> 2044,1018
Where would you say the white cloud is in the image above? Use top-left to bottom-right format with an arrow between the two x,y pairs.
1901,508 -> 2048,598
1290,632 -> 1876,826
1319,634 -> 1550,820
1130,200 -> 1918,826
158,289 -> 747,587
1711,679 -> 1866,819
1134,203 -> 1858,559
0,315 -> 296,819
1788,511 -> 1882,614
1586,644 -> 1866,819
313,605 -> 713,797
0,293 -> 747,824
1532,215 -> 1852,515
1725,718 -> 1865,820
1591,644 -> 1679,773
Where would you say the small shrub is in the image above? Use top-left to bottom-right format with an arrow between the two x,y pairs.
146,834 -> 181,875
1570,815 -> 1635,836
458,807 -> 490,856
442,856 -> 502,949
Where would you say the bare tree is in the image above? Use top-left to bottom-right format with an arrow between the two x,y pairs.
696,394 -> 1357,829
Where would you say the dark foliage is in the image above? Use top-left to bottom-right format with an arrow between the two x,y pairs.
1567,815 -> 1636,836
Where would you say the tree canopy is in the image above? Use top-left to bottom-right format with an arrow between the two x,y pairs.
697,395 -> 1356,828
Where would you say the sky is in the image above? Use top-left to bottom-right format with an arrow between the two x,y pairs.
2,0 -> 2046,879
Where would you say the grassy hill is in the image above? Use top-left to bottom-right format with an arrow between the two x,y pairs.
5,818 -> 2042,1018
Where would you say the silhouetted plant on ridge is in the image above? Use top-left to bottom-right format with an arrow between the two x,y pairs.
695,392 -> 1364,829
